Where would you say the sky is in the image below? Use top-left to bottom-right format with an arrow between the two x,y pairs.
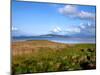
12,0 -> 96,37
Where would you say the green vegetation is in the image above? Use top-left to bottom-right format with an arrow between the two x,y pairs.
12,40 -> 96,75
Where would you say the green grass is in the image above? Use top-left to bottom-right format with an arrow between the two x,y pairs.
12,41 -> 96,75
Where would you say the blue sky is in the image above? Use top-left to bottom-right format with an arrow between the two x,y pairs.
12,0 -> 96,36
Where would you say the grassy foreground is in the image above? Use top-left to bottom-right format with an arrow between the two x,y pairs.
12,40 -> 96,75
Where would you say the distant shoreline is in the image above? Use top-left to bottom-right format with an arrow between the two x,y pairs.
12,39 -> 96,44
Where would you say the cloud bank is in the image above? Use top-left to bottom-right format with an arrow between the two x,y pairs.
58,5 -> 95,20
50,22 -> 95,37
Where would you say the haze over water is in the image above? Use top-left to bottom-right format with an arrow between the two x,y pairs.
12,36 -> 95,44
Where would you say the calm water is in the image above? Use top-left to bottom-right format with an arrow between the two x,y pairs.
12,36 -> 95,44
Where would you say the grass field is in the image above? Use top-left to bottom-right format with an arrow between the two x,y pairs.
12,40 -> 96,75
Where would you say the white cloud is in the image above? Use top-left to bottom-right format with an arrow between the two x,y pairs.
79,22 -> 95,35
12,26 -> 18,31
59,5 -> 77,15
87,22 -> 92,26
77,11 -> 95,20
58,5 -> 95,20
51,26 -> 62,33
80,23 -> 86,29
65,27 -> 81,33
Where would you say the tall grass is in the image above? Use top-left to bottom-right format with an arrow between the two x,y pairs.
12,41 -> 96,75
